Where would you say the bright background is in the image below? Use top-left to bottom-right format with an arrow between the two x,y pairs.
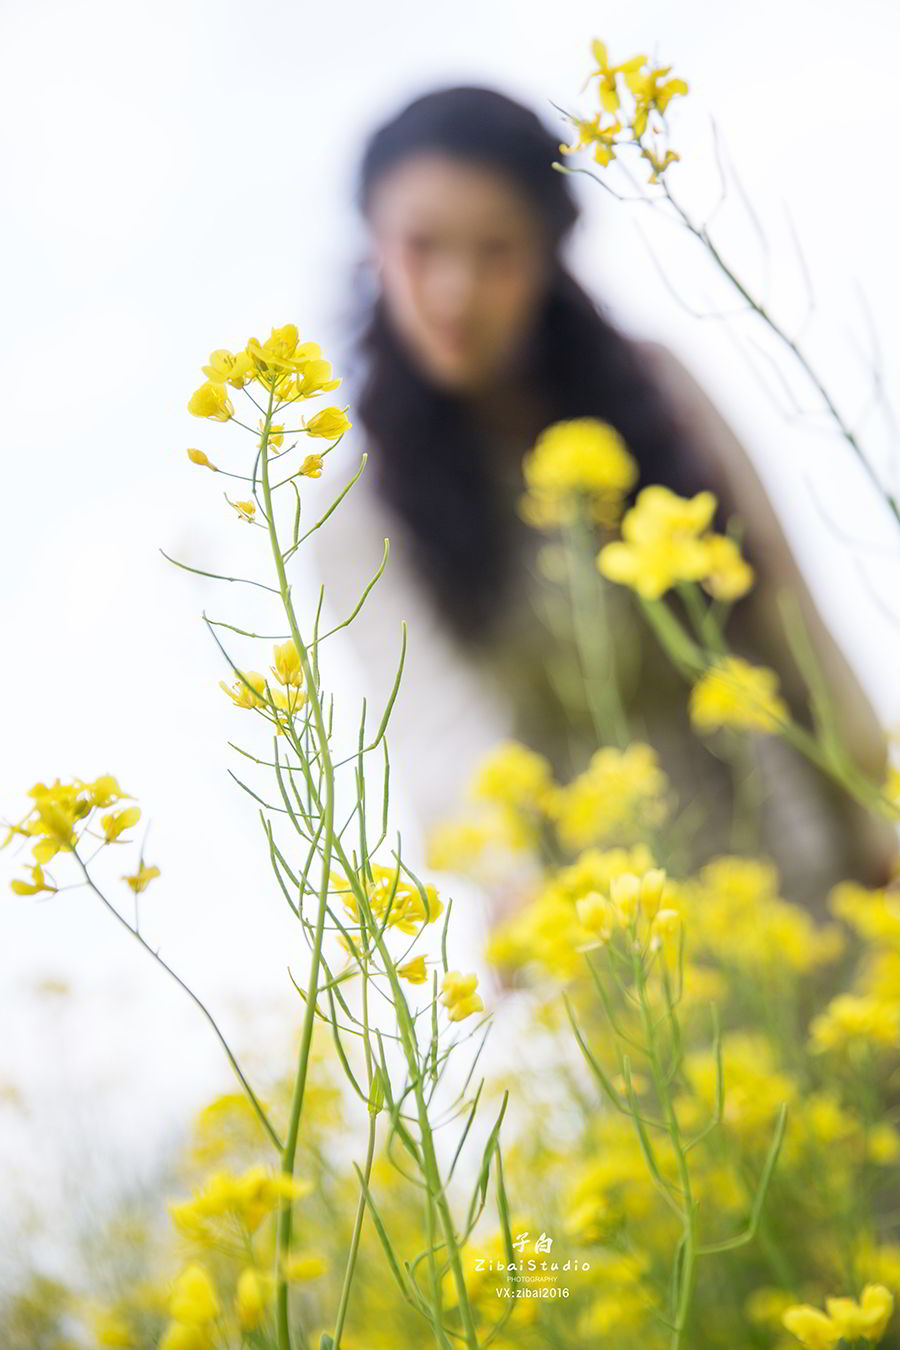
2,0 -> 900,1274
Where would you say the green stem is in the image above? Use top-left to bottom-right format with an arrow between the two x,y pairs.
256,385 -> 338,1350
332,950 -> 377,1348
563,506 -> 630,747
633,946 -> 695,1348
658,179 -> 900,527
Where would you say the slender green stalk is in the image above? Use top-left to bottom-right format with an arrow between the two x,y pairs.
256,385 -> 340,1350
631,947 -> 696,1348
73,856 -> 283,1153
563,505 -> 630,747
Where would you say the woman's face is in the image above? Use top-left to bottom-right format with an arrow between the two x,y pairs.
367,152 -> 550,395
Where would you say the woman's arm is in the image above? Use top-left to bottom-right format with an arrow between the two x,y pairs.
637,338 -> 890,787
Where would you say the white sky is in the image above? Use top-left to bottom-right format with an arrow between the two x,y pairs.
2,0 -> 900,1261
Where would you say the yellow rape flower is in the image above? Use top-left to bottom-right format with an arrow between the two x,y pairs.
623,61 -> 689,137
235,1268 -> 266,1331
92,1309 -> 134,1346
826,1285 -> 894,1341
202,348 -> 254,388
549,742 -> 669,851
85,774 -> 129,808
333,863 -> 444,935
784,1286 -> 894,1347
642,144 -> 681,184
398,955 -> 428,984
168,1264 -> 219,1325
4,779 -> 87,865
689,655 -> 789,733
122,862 -> 160,894
231,498 -> 256,522
219,671 -> 268,709
300,453 -> 324,477
442,970 -> 484,1021
284,358 -> 342,401
829,880 -> 900,946
245,324 -> 305,377
559,113 -> 623,166
271,639 -> 304,688
783,1304 -> 841,1349
159,1323 -> 210,1350
100,806 -> 141,842
282,1253 -> 328,1281
11,864 -> 57,896
186,448 -> 217,470
304,405 -> 351,439
187,381 -> 233,422
582,39 -> 630,110
519,417 -> 638,527
597,485 -> 717,598
473,741 -> 556,815
270,685 -> 308,732
701,532 -> 754,599
684,856 -> 843,975
170,1165 -> 312,1239
810,994 -> 900,1054
575,890 -> 616,942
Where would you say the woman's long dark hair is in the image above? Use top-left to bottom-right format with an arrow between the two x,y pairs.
346,85 -> 716,647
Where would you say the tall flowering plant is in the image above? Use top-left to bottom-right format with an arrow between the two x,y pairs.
3,325 -> 520,1350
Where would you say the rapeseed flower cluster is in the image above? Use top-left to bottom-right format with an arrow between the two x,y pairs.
559,39 -> 688,184
689,653 -> 789,733
330,862 -> 444,937
597,485 -> 754,600
518,416 -> 638,527
4,775 -> 153,898
783,1284 -> 894,1347
219,639 -> 308,735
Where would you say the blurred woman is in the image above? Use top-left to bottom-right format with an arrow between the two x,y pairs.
313,84 -> 897,914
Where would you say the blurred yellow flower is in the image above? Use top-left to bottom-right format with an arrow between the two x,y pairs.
810,994 -> 900,1054
282,1253 -> 327,1281
235,1268 -> 266,1331
122,862 -> 160,894
442,971 -> 484,1021
10,863 -> 57,896
549,742 -> 670,851
398,955 -> 428,984
100,806 -> 141,842
701,532 -> 754,599
689,655 -> 788,733
520,417 -> 638,527
558,113 -> 623,167
168,1264 -> 219,1325
826,1284 -> 894,1341
598,485 -> 718,598
783,1304 -> 841,1349
473,741 -> 557,816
